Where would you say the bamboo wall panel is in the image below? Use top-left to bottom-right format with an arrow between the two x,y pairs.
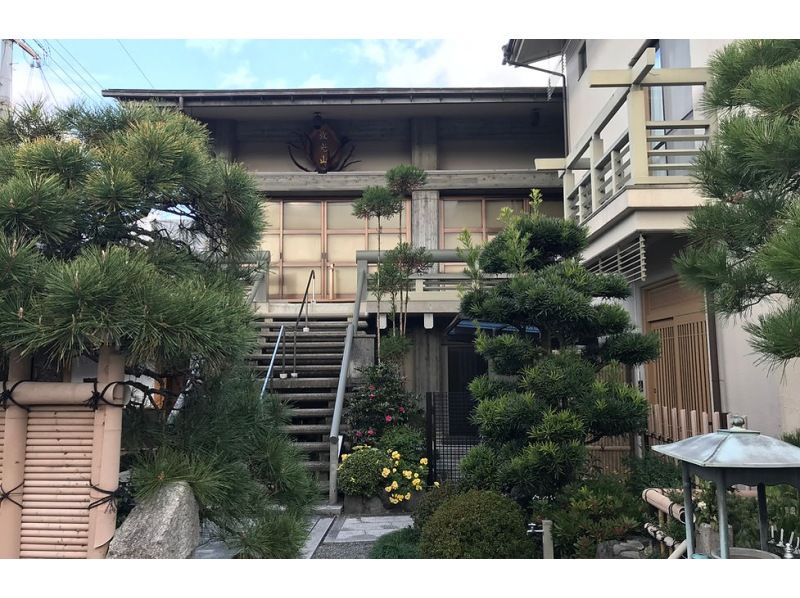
19,406 -> 93,559
587,434 -> 632,474
676,320 -> 711,417
0,414 -> 4,482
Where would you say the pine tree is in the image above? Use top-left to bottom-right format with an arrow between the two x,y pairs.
675,40 -> 800,366
0,101 -> 264,413
459,193 -> 659,503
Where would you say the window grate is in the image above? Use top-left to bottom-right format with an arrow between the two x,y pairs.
586,234 -> 647,283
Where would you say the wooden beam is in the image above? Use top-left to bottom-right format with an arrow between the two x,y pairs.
254,169 -> 562,193
590,66 -> 709,88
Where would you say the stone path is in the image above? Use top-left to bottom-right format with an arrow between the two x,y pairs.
191,513 -> 413,559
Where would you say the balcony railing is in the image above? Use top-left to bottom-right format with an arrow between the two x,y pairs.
537,48 -> 711,226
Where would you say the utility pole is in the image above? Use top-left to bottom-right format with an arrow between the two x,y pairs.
0,39 -> 41,117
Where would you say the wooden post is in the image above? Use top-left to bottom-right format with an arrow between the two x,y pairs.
0,353 -> 31,558
85,347 -> 126,559
701,411 -> 710,434
690,409 -> 699,437
626,85 -> 649,183
679,409 -> 688,440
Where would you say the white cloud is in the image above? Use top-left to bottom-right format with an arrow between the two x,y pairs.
219,62 -> 257,88
185,39 -> 250,58
299,73 -> 337,88
346,39 -> 562,88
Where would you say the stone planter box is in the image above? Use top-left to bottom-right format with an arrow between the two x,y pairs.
343,492 -> 419,515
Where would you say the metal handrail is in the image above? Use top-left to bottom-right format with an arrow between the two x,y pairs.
284,270 -> 316,378
259,325 -> 285,401
328,267 -> 366,504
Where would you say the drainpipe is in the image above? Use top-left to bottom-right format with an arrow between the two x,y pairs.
704,293 -> 723,413
502,56 -> 569,157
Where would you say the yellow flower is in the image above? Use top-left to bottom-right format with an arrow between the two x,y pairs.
412,478 -> 422,487
405,493 -> 411,501
394,461 -> 400,466
385,486 -> 392,493
391,481 -> 398,490
403,470 -> 413,479
381,467 -> 391,478
392,468 -> 397,473
434,481 -> 440,487
391,451 -> 401,460
413,473 -> 419,479
396,494 -> 404,502
415,486 -> 421,491
341,453 -> 349,462
419,458 -> 428,466
389,497 -> 398,504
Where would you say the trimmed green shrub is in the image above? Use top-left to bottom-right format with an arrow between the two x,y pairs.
475,331 -> 540,375
467,374 -> 516,403
624,451 -> 682,495
377,425 -> 425,462
419,490 -> 533,558
411,481 -> 460,531
337,446 -> 392,497
530,474 -> 643,558
460,444 -> 501,492
380,333 -> 413,363
370,527 -> 421,559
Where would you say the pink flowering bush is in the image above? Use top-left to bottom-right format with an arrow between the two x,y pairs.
346,363 -> 420,442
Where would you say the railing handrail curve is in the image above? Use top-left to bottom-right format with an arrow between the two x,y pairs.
260,324 -> 285,401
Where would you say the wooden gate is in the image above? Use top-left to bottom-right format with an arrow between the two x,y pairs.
643,278 -> 713,416
0,348 -> 126,558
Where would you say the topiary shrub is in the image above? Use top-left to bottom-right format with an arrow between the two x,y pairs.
377,425 -> 425,461
419,490 -> 533,558
369,527 -> 421,558
459,444 -> 501,492
411,481 -> 459,531
337,446 -> 392,498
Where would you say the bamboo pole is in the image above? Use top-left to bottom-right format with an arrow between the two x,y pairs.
86,347 -> 126,558
0,353 -> 31,558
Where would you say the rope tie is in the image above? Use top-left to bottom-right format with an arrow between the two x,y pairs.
0,482 -> 23,509
0,380 -> 29,411
88,483 -> 120,512
84,380 -> 126,411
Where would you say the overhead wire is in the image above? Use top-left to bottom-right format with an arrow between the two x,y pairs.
115,40 -> 155,87
30,39 -> 97,107
30,40 -> 86,104
34,40 -> 98,105
52,40 -> 104,90
45,40 -> 104,103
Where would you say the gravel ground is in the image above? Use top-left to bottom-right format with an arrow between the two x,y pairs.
312,541 -> 375,559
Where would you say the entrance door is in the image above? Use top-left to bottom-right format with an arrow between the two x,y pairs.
643,278 -> 712,416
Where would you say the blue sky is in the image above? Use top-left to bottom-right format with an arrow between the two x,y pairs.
10,39 -> 558,108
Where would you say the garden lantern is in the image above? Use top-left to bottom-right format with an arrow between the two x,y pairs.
653,416 -> 800,559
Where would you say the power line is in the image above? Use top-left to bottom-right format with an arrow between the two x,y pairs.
52,40 -> 104,90
115,40 -> 154,87
31,39 -> 97,106
35,40 -> 98,102
46,40 -> 103,100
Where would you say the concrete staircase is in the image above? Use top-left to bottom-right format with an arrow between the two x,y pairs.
248,312 -> 369,492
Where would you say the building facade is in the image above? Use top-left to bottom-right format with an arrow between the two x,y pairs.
104,86 -> 566,396
504,39 -> 800,438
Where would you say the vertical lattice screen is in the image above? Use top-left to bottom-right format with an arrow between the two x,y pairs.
586,234 -> 647,283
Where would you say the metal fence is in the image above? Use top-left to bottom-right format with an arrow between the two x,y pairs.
425,392 -> 481,483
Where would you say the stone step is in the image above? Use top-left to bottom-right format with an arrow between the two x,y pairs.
254,341 -> 346,350
256,330 -> 350,338
285,424 -> 345,435
287,408 -> 334,418
253,320 -> 367,330
256,364 -> 342,374
302,461 -> 331,472
248,353 -> 344,362
273,392 -> 345,402
295,441 -> 330,453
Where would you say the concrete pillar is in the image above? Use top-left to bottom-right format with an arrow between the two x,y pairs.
412,189 -> 439,249
411,117 -> 439,250
411,117 -> 437,170
212,119 -> 238,161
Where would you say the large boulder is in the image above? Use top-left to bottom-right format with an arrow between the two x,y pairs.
108,481 -> 201,559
